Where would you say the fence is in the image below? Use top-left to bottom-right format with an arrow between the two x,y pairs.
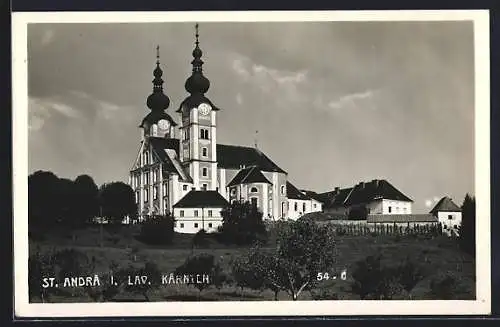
319,220 -> 443,237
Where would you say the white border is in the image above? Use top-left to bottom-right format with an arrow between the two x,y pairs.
13,10 -> 491,317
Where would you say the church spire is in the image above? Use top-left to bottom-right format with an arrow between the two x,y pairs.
185,23 -> 210,94
147,45 -> 170,111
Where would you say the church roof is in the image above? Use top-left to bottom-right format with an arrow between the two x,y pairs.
176,94 -> 220,113
318,179 -> 412,209
216,144 -> 287,173
429,196 -> 461,214
140,111 -> 178,128
227,166 -> 272,187
173,190 -> 229,208
146,138 -> 286,174
149,138 -> 192,182
287,182 -> 313,200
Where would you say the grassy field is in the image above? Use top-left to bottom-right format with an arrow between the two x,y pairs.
29,224 -> 476,302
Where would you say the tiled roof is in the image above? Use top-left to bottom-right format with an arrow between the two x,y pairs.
317,188 -> 352,208
227,166 -> 272,187
216,144 -> 286,173
300,190 -> 325,202
147,138 -> 286,174
430,196 -> 461,214
173,190 -> 229,208
367,214 -> 438,223
140,111 -> 178,128
287,182 -> 313,200
149,138 -> 191,182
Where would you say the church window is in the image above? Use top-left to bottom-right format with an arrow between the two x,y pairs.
208,210 -> 212,217
180,210 -> 184,217
144,189 -> 149,202
250,187 -> 258,193
163,183 -> 167,195
200,128 -> 209,140
194,210 -> 199,217
144,172 -> 150,185
183,184 -> 188,191
153,186 -> 158,200
202,167 -> 208,177
294,202 -> 298,211
280,185 -> 286,195
230,188 -> 236,196
183,129 -> 189,141
202,147 -> 208,157
303,203 -> 306,212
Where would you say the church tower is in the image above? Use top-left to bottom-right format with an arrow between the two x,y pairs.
177,24 -> 220,191
140,46 -> 177,140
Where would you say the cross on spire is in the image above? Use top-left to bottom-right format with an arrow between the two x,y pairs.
156,45 -> 160,64
195,23 -> 199,46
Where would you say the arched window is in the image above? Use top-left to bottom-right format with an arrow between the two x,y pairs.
250,187 -> 258,193
280,185 -> 286,195
230,188 -> 236,196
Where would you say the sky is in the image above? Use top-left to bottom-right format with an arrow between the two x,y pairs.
27,20 -> 475,213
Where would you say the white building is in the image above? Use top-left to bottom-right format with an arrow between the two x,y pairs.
286,182 -> 323,220
129,25 -> 319,232
313,179 -> 413,217
430,196 -> 462,235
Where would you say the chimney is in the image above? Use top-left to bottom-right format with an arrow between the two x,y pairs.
360,182 -> 365,189
372,179 -> 379,187
334,187 -> 340,194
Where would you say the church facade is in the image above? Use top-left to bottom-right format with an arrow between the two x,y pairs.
129,25 -> 322,233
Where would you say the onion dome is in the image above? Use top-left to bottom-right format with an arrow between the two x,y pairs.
184,23 -> 210,95
146,45 -> 170,111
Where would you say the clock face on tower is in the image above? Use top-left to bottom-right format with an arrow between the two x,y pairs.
198,103 -> 212,116
158,119 -> 170,130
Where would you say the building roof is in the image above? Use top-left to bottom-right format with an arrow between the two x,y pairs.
173,190 -> 229,208
149,137 -> 192,182
430,196 -> 461,214
146,138 -> 286,174
176,94 -> 220,113
367,214 -> 438,223
227,166 -> 272,187
287,182 -> 313,200
318,179 -> 412,209
140,111 -> 178,128
300,190 -> 326,202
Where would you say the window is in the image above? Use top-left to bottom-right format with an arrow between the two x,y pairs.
153,186 -> 158,200
251,198 -> 258,207
280,185 -> 286,195
230,188 -> 236,196
144,151 -> 149,165
443,225 -> 447,229
388,206 -> 392,213
200,128 -> 209,140
202,147 -> 208,157
194,223 -> 199,228
208,223 -> 213,228
303,203 -> 306,212
194,210 -> 199,217
281,202 -> 286,217
180,223 -> 184,228
144,188 -> 149,202
448,215 -> 453,220
313,203 -> 317,209
202,184 -> 208,191
454,225 -> 458,229
183,129 -> 189,141
202,167 -> 208,177
183,185 -> 188,191
144,172 -> 150,185
180,210 -> 184,217
208,210 -> 212,217
250,187 -> 258,193
294,202 -> 298,211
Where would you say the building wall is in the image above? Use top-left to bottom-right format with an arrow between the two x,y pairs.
262,171 -> 287,219
287,198 -> 323,220
381,199 -> 412,214
437,211 -> 462,232
173,207 -> 224,234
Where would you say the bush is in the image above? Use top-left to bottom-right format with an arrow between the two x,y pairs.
192,229 -> 210,250
138,215 -> 175,245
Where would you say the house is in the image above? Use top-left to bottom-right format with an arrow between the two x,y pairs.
430,196 -> 462,235
172,190 -> 228,234
318,179 -> 413,216
286,182 -> 323,220
128,25 -> 320,233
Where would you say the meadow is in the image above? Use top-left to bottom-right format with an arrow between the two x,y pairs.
28,224 -> 476,302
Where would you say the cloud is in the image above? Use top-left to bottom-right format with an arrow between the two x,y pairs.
236,93 -> 243,105
425,199 -> 433,208
28,96 -> 81,131
424,196 -> 441,208
327,90 -> 376,110
41,29 -> 55,46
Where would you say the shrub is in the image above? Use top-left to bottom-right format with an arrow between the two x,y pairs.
138,214 -> 175,245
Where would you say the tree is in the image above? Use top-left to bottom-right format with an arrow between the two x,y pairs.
459,194 -> 476,256
241,217 -> 337,300
191,229 -> 210,252
218,200 -> 268,245
72,175 -> 99,226
138,214 -> 175,245
99,182 -> 136,224
28,170 -> 64,229
231,255 -> 267,297
174,253 -> 223,298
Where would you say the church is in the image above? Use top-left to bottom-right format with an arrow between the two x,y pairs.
129,24 -> 323,233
